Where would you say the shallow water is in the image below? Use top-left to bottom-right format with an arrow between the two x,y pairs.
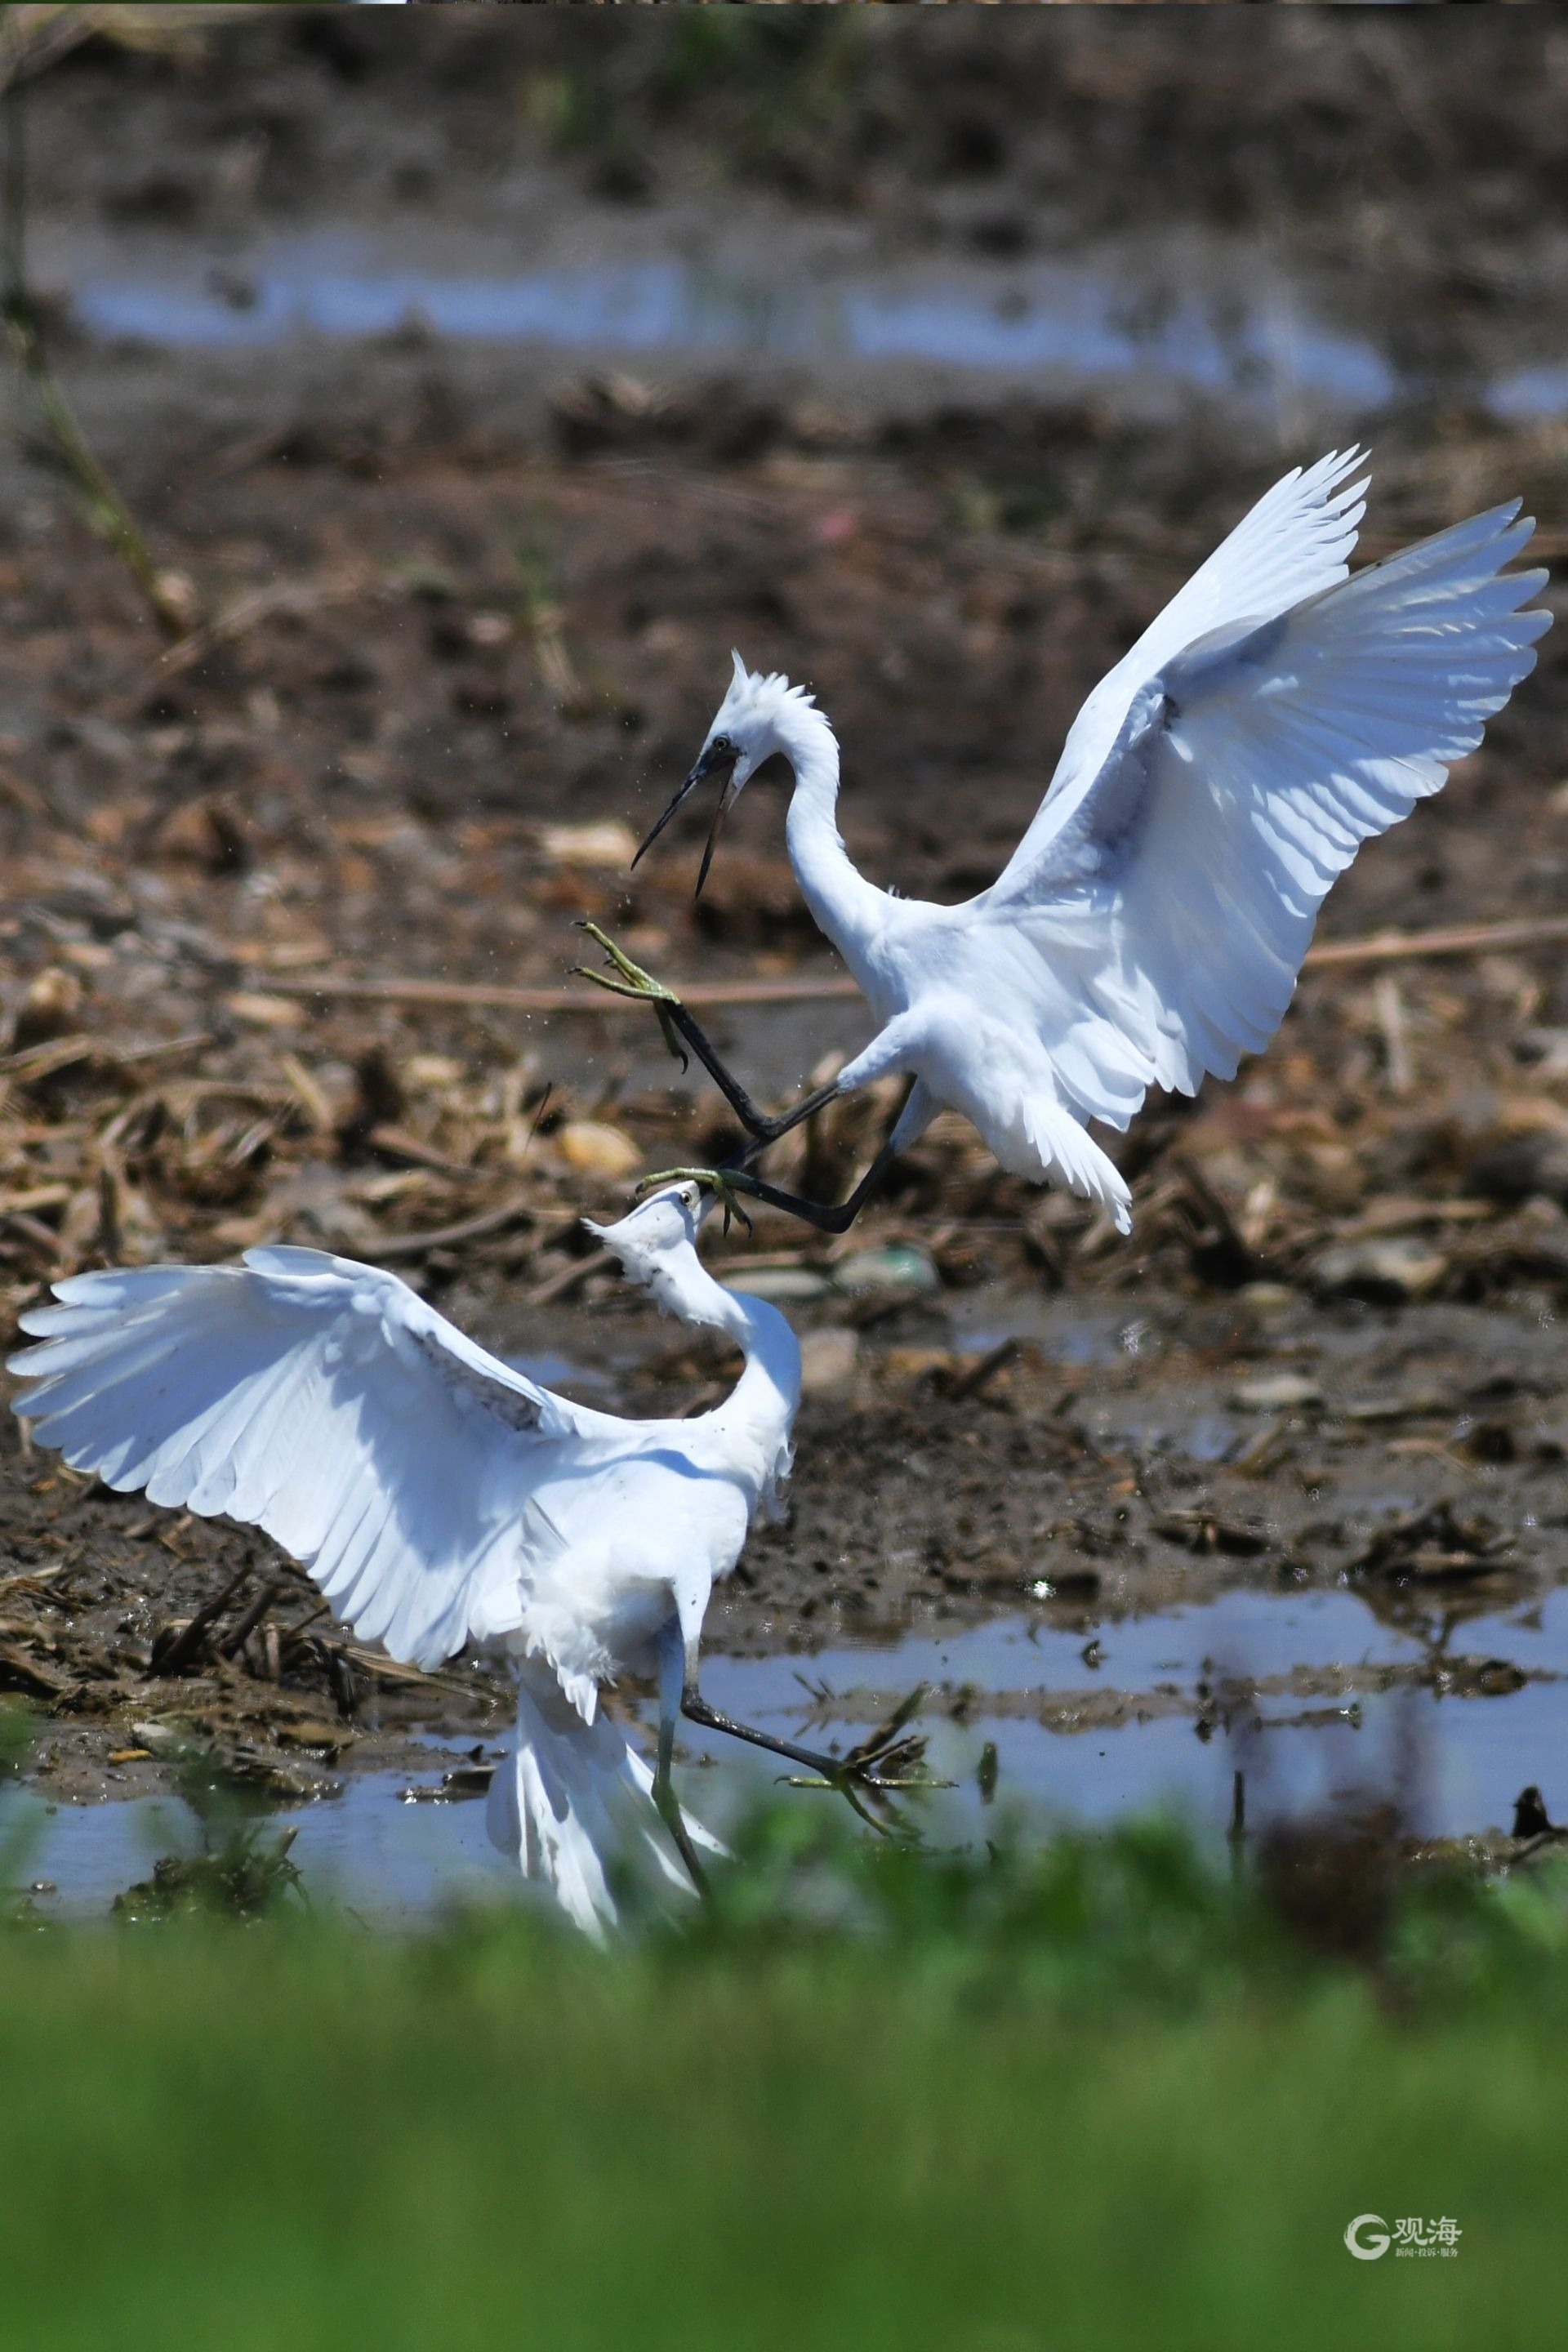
49,225 -> 1568,424
4,1770 -> 504,1922
692,1585 -> 1568,1842
10,1583 -> 1562,1920
60,233 -> 1383,399
947,1286 -> 1173,1369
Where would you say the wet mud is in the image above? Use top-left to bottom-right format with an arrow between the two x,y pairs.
3,12 -> 1568,1899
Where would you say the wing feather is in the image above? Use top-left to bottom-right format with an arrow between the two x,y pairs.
8,1248 -> 617,1671
978,492 -> 1548,1134
1001,448 -> 1370,883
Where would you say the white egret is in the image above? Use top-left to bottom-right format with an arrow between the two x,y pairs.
586,451 -> 1549,1232
7,1183 -> 893,1935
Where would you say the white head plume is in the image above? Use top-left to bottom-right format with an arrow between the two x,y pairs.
704,649 -> 835,791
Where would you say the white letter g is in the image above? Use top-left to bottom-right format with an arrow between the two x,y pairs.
1345,2215 -> 1390,2261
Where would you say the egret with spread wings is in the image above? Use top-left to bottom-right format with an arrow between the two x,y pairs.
584,452 -> 1549,1232
7,1184 -> 902,1935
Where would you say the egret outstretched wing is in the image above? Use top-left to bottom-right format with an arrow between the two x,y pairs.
8,1246 -> 619,1671
1008,447 -> 1370,873
978,496 -> 1550,1127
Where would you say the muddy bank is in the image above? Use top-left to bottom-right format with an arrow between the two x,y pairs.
2,9 -> 1567,1846
8,1275 -> 1568,1821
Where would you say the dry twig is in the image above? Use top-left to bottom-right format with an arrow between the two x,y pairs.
256,915 -> 1568,1022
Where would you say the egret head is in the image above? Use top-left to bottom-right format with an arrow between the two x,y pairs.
583,1181 -> 715,1319
634,651 -> 825,898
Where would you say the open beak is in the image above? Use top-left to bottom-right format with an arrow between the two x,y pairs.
633,742 -> 740,898
693,768 -> 745,900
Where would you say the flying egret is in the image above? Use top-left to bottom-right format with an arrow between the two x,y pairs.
7,1184 -> 903,1934
585,452 -> 1550,1232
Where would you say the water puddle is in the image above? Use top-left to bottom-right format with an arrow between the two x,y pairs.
4,1771 -> 504,1922
54,229 -> 1410,412
1488,362 -> 1568,421
691,1585 -> 1568,1841
9,1582 -> 1564,1919
47,226 -> 1568,421
947,1288 -> 1169,1370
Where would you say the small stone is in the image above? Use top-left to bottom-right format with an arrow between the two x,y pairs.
799,1326 -> 858,1396
10,966 -> 82,1053
404,1054 -> 464,1090
225,991 -> 306,1031
834,1243 -> 940,1301
1229,1373 -> 1324,1413
1311,1236 -> 1448,1303
153,568 -> 201,633
538,820 -> 639,869
555,1120 -> 642,1178
130,1720 -> 189,1757
1234,1281 -> 1299,1323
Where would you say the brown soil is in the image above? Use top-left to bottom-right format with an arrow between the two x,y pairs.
2,10 -> 1567,1807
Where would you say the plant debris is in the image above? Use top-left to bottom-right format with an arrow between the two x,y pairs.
1349,1503 -> 1516,1584
2,14 -> 1567,1845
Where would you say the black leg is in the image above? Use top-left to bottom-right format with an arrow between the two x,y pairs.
681,1684 -> 924,1788
683,1686 -> 861,1780
641,1074 -> 919,1235
713,1131 -> 906,1236
639,1136 -> 903,1239
662,1005 -> 841,1146
573,920 -> 841,1143
653,1708 -> 710,1898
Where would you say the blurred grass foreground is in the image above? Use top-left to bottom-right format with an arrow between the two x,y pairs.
4,1780 -> 1568,2351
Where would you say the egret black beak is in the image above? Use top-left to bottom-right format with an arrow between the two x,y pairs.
693,767 -> 744,901
633,740 -> 740,898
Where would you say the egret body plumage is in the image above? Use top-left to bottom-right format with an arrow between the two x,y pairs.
8,1183 -> 808,1935
595,452 -> 1549,1233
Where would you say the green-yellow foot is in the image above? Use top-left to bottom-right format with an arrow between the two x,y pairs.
572,919 -> 681,1004
635,1165 -> 758,1237
788,1686 -> 940,1793
781,1686 -> 951,1833
572,920 -> 689,1071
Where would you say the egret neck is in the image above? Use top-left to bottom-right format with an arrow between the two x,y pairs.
648,1240 -> 800,1498
771,693 -> 885,976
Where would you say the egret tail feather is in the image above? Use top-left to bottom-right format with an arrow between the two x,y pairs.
1022,1095 -> 1133,1235
490,1664 -> 719,1936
